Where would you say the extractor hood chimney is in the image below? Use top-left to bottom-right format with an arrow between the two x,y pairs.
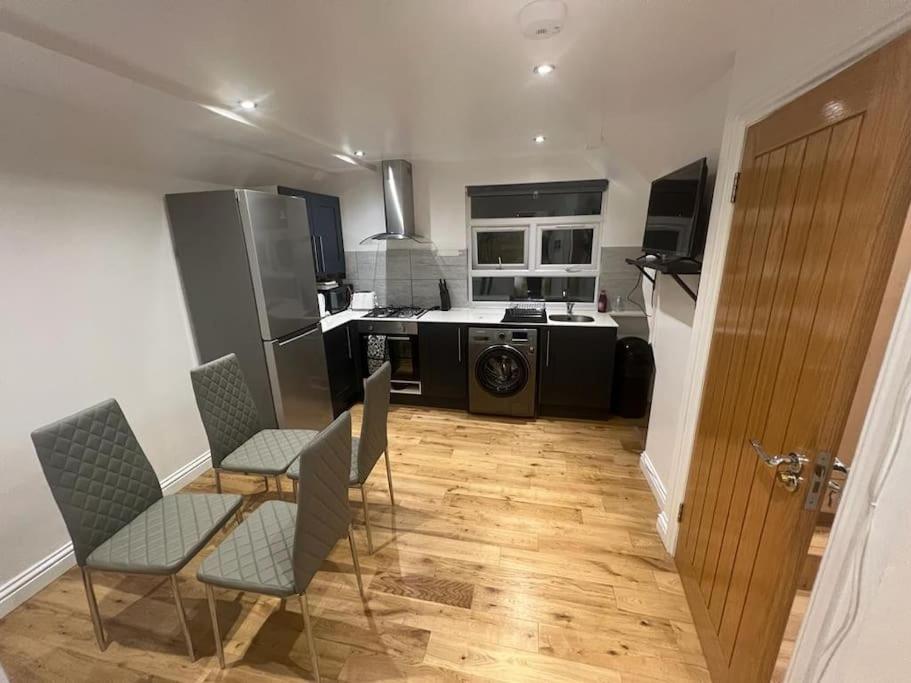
362,159 -> 425,243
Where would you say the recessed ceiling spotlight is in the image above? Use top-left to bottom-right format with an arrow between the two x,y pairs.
333,153 -> 359,165
354,150 -> 365,157
239,99 -> 257,110
533,63 -> 556,76
534,134 -> 546,143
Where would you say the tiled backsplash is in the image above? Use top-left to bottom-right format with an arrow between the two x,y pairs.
344,244 -> 644,309
346,246 -> 470,308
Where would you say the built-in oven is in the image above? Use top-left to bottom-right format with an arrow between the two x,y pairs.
356,319 -> 421,394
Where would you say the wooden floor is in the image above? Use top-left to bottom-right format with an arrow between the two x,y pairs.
0,406 -> 708,682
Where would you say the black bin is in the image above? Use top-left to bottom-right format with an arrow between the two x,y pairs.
611,337 -> 654,418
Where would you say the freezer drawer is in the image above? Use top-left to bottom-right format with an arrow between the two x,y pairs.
264,326 -> 334,430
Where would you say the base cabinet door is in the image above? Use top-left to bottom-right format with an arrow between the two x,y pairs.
418,323 -> 467,408
539,327 -> 616,419
323,323 -> 360,416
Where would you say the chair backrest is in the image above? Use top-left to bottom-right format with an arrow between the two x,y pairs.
356,361 -> 391,481
292,411 -> 353,592
190,353 -> 262,467
31,399 -> 163,566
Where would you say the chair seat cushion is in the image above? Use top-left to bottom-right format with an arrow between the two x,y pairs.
197,501 -> 299,597
86,492 -> 242,574
219,429 -> 318,475
286,437 -> 359,485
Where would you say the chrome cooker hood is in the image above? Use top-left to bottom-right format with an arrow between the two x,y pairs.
361,159 -> 426,243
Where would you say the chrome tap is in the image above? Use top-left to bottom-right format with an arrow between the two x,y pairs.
563,290 -> 574,316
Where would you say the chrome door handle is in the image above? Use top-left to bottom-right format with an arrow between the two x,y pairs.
318,236 -> 326,272
457,328 -> 462,363
546,330 -> 551,367
749,439 -> 808,492
749,439 -> 807,470
346,326 -> 352,359
832,457 -> 849,475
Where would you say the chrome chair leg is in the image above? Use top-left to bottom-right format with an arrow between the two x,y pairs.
80,567 -> 107,651
299,592 -> 321,682
205,583 -> 225,669
214,469 -> 223,493
169,575 -> 196,661
384,450 -> 395,506
360,484 -> 374,554
347,524 -> 366,600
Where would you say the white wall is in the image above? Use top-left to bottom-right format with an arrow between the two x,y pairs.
0,87 -> 218,614
321,154 -> 650,252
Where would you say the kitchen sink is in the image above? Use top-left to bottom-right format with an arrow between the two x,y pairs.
549,314 -> 595,323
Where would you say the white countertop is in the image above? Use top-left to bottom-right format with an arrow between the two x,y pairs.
320,306 -> 636,332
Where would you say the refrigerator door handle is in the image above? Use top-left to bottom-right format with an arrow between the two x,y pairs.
318,236 -> 327,273
278,327 -> 320,346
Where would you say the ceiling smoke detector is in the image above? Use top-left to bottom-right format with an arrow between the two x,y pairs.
518,0 -> 567,40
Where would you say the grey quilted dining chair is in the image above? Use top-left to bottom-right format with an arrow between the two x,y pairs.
190,353 -> 318,497
30,399 -> 243,660
197,411 -> 365,678
286,361 -> 393,554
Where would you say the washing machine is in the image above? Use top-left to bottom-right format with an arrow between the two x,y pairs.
468,327 -> 538,417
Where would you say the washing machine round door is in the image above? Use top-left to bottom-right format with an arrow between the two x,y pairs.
475,345 -> 529,397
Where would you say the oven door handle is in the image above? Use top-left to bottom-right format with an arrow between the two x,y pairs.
386,336 -> 412,341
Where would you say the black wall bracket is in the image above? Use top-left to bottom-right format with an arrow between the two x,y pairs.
625,256 -> 702,303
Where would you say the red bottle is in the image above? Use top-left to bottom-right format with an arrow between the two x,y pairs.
597,289 -> 608,312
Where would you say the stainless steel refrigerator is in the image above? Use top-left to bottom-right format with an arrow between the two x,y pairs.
166,189 -> 333,430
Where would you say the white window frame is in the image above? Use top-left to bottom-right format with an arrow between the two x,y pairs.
466,214 -> 603,304
471,224 -> 530,270
534,221 -> 600,272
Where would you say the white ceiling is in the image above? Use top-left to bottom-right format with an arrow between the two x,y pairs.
0,0 -> 739,184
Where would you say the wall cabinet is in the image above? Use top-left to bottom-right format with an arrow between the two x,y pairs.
418,323 -> 467,409
538,326 -> 616,419
277,187 -> 346,279
323,323 -> 360,417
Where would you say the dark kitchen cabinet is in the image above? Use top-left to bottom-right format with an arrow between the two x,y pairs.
538,326 -> 616,419
419,323 -> 468,409
277,187 -> 346,279
323,323 -> 360,416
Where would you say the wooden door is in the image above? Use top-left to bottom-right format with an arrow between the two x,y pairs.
676,32 -> 911,682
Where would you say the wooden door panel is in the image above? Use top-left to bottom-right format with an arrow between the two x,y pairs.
677,30 -> 911,683
678,152 -> 771,565
693,138 -> 809,599
698,128 -> 831,604
714,117 -> 863,659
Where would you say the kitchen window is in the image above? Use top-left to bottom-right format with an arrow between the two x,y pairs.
466,180 -> 606,302
472,226 -> 529,269
536,225 -> 596,269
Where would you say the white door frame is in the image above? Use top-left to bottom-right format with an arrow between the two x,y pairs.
656,14 -> 911,681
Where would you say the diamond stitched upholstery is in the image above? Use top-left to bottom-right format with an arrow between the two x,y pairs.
197,412 -> 352,596
190,354 -> 262,468
293,411 -> 353,591
220,429 -> 318,475
197,501 -> 298,596
31,399 -> 164,566
355,362 -> 391,485
285,437 -> 359,484
87,492 -> 242,574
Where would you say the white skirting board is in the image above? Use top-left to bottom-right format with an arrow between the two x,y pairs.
639,451 -> 672,548
0,450 -> 211,618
